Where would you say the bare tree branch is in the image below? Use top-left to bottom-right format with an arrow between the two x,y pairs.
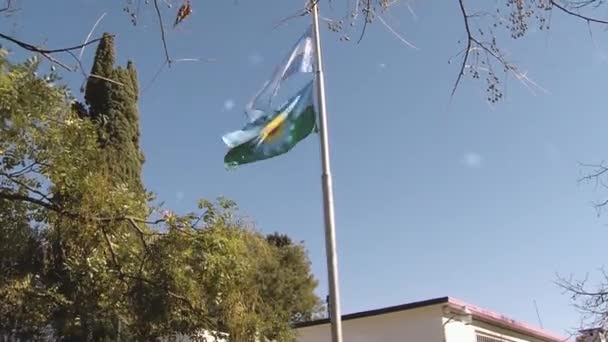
0,188 -> 166,228
0,33 -> 111,70
0,172 -> 53,204
579,162 -> 608,183
6,160 -> 46,178
448,0 -> 552,100
578,162 -> 608,212
109,215 -> 165,226
101,224 -> 122,272
153,0 -> 172,66
40,52 -> 73,71
551,0 -> 608,24
556,272 -> 608,328
0,33 -> 109,54
452,0 -> 473,97
0,190 -> 58,211
357,0 -> 372,43
0,0 -> 16,14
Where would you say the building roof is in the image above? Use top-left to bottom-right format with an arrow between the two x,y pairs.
294,296 -> 568,342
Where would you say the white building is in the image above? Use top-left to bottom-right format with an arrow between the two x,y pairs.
294,296 -> 568,342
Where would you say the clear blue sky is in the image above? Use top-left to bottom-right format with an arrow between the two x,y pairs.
5,0 -> 608,337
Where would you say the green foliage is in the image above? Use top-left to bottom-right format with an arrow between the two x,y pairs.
82,33 -> 145,195
84,33 -> 115,121
0,49 -> 104,340
0,48 -> 319,341
264,233 -> 319,324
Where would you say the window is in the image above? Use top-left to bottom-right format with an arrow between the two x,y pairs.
476,332 -> 516,342
477,336 -> 504,342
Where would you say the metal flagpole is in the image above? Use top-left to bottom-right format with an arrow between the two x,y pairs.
311,3 -> 344,342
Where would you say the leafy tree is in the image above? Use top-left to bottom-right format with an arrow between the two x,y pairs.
82,33 -> 145,195
265,233 -> 320,324
0,48 -> 319,341
0,49 -> 104,340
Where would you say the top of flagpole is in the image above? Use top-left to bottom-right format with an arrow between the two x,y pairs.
310,2 -> 344,342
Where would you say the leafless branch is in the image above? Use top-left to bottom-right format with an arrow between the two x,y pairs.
565,0 -> 603,10
125,216 -> 156,275
141,0 -> 208,90
7,160 -> 45,178
191,213 -> 206,229
0,0 -> 16,14
452,0 -> 473,97
0,190 -> 58,211
551,0 -> 608,24
449,0 -> 552,100
40,52 -> 72,71
67,50 -> 125,90
357,0 -> 372,43
556,272 -> 608,328
0,173 -> 53,204
0,33 -> 111,70
0,33 -> 109,54
153,0 -> 172,66
578,162 -> 608,212
579,162 -> 608,183
101,224 -> 121,272
141,60 -> 169,94
89,73 -> 125,86
0,188 -> 168,230
94,215 -> 166,227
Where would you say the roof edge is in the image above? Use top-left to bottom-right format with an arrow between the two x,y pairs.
447,297 -> 568,342
293,296 -> 567,342
292,296 -> 449,328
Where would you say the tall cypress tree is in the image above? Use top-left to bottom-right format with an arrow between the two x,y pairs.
84,33 -> 145,194
75,33 -> 147,340
85,33 -> 115,125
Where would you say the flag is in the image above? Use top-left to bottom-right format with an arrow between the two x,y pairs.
223,80 -> 316,168
245,25 -> 314,121
222,25 -> 317,168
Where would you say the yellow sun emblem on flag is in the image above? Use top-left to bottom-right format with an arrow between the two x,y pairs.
258,112 -> 288,144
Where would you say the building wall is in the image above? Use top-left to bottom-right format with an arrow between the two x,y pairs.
296,305 -> 562,342
443,316 -> 562,342
296,304 -> 446,342
468,321 -> 561,342
444,318 -> 476,342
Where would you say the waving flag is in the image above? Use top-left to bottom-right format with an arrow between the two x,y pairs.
222,26 -> 317,168
223,81 -> 316,168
